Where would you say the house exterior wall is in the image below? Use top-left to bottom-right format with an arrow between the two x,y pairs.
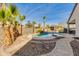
68,4 -> 79,37
69,24 -> 76,29
76,14 -> 79,37
74,4 -> 79,37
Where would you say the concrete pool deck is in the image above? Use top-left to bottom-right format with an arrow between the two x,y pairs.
41,34 -> 74,56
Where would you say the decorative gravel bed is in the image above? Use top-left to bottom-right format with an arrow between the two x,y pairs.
70,40 -> 79,56
13,38 -> 56,56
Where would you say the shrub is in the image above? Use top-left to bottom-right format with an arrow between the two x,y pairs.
37,28 -> 42,33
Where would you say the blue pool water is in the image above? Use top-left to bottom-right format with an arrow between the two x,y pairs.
33,32 -> 63,38
33,32 -> 53,38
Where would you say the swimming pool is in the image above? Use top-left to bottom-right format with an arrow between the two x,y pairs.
33,32 -> 51,37
32,32 -> 63,40
32,32 -> 56,40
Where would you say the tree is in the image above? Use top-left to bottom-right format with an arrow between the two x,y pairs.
0,4 -> 20,46
27,20 -> 32,28
38,23 -> 41,28
32,20 -> 36,33
46,24 -> 50,31
19,15 -> 25,35
43,16 -> 46,31
0,4 -> 9,27
0,4 -> 13,46
8,4 -> 19,42
8,4 -> 18,25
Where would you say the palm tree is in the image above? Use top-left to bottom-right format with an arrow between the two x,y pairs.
14,20 -> 20,38
43,16 -> 46,31
0,4 -> 13,46
0,4 -> 8,27
32,20 -> 36,33
46,24 -> 50,31
38,23 -> 41,28
8,4 -> 18,25
0,4 -> 21,46
8,4 -> 19,41
27,20 -> 32,28
19,15 -> 25,35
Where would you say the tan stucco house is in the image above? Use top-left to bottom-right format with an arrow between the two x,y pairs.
67,3 -> 79,37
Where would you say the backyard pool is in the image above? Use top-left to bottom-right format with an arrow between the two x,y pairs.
32,32 -> 63,40
33,32 -> 52,38
33,32 -> 56,40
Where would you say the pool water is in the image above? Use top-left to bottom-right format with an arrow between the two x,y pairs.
33,32 -> 63,38
32,32 -> 63,40
33,33 -> 52,38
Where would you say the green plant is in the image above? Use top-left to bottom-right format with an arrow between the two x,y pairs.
32,20 -> 36,33
0,4 -> 19,46
19,15 -> 25,35
37,28 -> 42,33
42,16 -> 46,31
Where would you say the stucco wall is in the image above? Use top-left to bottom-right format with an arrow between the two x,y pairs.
68,4 -> 79,37
76,14 -> 79,37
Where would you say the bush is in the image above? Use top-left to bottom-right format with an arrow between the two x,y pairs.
37,28 -> 42,33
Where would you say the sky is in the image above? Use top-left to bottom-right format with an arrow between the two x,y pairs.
15,3 -> 75,25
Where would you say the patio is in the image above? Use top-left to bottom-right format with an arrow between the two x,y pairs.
42,34 -> 74,56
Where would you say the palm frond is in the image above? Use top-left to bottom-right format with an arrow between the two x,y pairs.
32,20 -> 36,25
19,15 -> 25,21
43,16 -> 46,19
8,4 -> 18,17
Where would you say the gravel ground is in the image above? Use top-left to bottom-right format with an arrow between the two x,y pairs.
13,40 -> 56,56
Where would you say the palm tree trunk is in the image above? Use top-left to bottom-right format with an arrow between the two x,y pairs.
43,21 -> 45,31
21,24 -> 22,35
16,24 -> 21,35
10,25 -> 15,42
3,25 -> 13,46
33,25 -> 34,33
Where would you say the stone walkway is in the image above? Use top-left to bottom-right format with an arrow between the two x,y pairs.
42,34 -> 74,56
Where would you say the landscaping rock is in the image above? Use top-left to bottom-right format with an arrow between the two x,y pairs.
13,40 -> 56,56
70,40 -> 79,56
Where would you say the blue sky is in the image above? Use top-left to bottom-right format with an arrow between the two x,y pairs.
15,3 -> 75,25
